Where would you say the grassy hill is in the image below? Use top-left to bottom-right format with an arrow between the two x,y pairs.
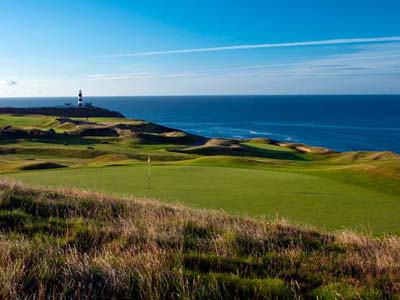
0,114 -> 399,235
1,180 -> 399,299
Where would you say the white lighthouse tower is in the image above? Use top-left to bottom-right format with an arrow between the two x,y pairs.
77,90 -> 83,107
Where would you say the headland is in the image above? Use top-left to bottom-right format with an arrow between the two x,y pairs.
0,106 -> 124,118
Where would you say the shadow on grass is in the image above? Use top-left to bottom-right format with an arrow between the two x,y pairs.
33,136 -> 99,146
0,136 -> 100,146
242,144 -> 308,161
175,144 -> 308,161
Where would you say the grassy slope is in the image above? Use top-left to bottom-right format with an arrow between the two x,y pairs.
71,116 -> 142,124
6,165 -> 400,234
0,180 -> 398,300
0,114 -> 59,129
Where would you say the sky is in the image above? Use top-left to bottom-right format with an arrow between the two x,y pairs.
1,0 -> 400,97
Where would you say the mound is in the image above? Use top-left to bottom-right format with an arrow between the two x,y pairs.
178,139 -> 307,160
84,154 -> 133,166
248,138 -> 280,145
115,122 -> 177,134
54,117 -> 95,132
205,138 -> 240,147
178,138 -> 247,155
365,151 -> 399,161
331,151 -> 399,163
18,162 -> 66,171
68,126 -> 119,137
0,180 -> 398,299
278,143 -> 333,154
0,126 -> 56,139
330,151 -> 361,163
346,159 -> 400,182
54,122 -> 77,131
160,131 -> 186,137
131,131 -> 202,144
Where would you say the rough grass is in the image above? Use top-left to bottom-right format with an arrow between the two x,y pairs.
0,179 -> 399,299
328,151 -> 399,163
82,153 -> 134,166
178,139 -> 308,160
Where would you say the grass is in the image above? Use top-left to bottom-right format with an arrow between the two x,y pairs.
0,114 -> 59,129
71,116 -> 144,124
1,113 -> 400,298
1,113 -> 399,235
5,164 -> 400,234
0,180 -> 399,299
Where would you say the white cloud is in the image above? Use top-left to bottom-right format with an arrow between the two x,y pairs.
100,36 -> 400,58
83,41 -> 400,95
87,72 -> 199,80
0,80 -> 17,86
26,79 -> 56,83
87,73 -> 153,80
93,43 -> 400,81
204,42 -> 400,80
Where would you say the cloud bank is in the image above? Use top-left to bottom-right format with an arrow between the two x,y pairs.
0,80 -> 17,86
101,36 -> 400,57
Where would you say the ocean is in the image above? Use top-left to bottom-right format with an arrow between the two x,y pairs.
0,95 -> 399,153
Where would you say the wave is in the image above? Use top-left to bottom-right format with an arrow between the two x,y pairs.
251,121 -> 400,131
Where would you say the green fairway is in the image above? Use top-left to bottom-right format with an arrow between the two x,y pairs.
0,114 -> 57,128
5,165 -> 400,234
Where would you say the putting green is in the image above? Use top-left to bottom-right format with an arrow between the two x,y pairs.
5,165 -> 400,234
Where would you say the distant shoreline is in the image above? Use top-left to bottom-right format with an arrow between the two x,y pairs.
0,106 -> 124,118
0,95 -> 399,153
1,94 -> 400,99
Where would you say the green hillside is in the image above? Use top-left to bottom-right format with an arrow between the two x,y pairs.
0,113 -> 399,235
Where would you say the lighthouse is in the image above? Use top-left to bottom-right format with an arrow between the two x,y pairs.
77,90 -> 83,107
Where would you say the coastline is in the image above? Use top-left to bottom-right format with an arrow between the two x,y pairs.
0,95 -> 399,153
0,106 -> 124,118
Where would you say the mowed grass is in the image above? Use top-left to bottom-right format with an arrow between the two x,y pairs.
6,165 -> 400,234
0,114 -> 58,128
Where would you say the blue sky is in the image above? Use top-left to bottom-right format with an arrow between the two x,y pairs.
1,0 -> 400,96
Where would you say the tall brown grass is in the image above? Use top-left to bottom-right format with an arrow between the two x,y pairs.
0,179 -> 399,299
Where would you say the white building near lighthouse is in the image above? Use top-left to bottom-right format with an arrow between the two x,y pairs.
77,90 -> 83,107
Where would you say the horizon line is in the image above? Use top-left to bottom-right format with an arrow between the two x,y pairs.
99,36 -> 400,58
1,93 -> 400,99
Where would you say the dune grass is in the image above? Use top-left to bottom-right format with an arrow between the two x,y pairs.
5,164 -> 400,234
0,180 -> 399,299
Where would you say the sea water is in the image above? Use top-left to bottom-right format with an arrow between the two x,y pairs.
0,95 -> 399,153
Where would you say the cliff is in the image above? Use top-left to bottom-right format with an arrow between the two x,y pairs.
0,106 -> 125,118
